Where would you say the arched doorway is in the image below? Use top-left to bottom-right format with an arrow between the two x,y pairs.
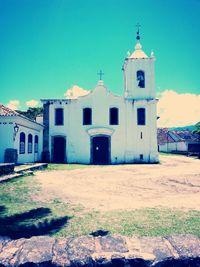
52,136 -> 66,163
91,135 -> 110,164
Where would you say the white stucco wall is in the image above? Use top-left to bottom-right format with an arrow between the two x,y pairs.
0,119 -> 14,163
159,141 -> 187,153
123,57 -> 156,100
47,83 -> 126,164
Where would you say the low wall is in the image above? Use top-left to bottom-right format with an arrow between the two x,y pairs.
0,163 -> 15,176
0,234 -> 200,266
4,149 -> 18,164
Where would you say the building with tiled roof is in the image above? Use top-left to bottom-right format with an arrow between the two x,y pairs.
157,128 -> 200,154
0,104 -> 44,164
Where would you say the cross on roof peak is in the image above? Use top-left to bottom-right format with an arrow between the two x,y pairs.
97,70 -> 104,80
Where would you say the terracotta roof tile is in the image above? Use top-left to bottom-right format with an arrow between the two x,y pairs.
0,103 -> 44,128
158,128 -> 199,144
157,128 -> 176,145
0,104 -> 18,116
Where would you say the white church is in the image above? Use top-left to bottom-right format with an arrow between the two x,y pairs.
0,30 -> 158,165
41,31 -> 159,164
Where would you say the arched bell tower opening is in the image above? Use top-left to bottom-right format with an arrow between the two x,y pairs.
136,70 -> 145,88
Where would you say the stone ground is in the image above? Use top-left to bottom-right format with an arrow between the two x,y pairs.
33,155 -> 200,211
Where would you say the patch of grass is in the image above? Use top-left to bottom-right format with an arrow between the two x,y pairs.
0,176 -> 40,215
0,175 -> 76,238
56,208 -> 200,238
0,175 -> 200,238
46,164 -> 92,171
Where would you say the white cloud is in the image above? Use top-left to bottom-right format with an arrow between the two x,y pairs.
64,85 -> 89,99
26,99 -> 39,108
7,100 -> 20,110
157,90 -> 200,127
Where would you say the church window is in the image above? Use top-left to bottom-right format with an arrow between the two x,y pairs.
110,107 -> 119,125
137,70 -> 145,88
137,108 -> 146,125
55,108 -> 64,125
83,108 -> 92,125
19,132 -> 25,154
34,135 -> 39,153
140,154 -> 143,160
28,134 -> 33,153
141,132 -> 143,139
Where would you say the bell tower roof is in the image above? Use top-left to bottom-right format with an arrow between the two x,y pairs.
129,24 -> 148,59
129,41 -> 148,59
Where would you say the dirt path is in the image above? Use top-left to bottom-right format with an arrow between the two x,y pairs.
33,155 -> 200,211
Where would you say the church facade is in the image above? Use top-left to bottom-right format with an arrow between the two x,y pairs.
41,35 -> 159,164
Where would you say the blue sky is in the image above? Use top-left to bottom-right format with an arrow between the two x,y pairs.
0,0 -> 200,126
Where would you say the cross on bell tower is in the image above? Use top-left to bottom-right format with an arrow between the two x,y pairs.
136,23 -> 141,40
97,70 -> 104,80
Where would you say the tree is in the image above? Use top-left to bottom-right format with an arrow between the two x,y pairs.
193,122 -> 200,159
193,122 -> 200,134
16,107 -> 43,121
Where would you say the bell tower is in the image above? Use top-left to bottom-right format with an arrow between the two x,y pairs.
123,26 -> 156,100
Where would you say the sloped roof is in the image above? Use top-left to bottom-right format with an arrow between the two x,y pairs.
157,128 -> 199,145
157,128 -> 176,145
0,104 -> 18,116
173,130 -> 199,142
0,103 -> 44,127
129,42 -> 148,59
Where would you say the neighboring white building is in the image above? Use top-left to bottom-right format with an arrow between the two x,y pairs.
41,33 -> 159,164
0,104 -> 43,164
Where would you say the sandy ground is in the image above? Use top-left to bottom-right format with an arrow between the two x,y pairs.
33,155 -> 200,211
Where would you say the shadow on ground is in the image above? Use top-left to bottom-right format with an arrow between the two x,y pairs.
90,230 -> 110,237
0,205 -> 71,239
